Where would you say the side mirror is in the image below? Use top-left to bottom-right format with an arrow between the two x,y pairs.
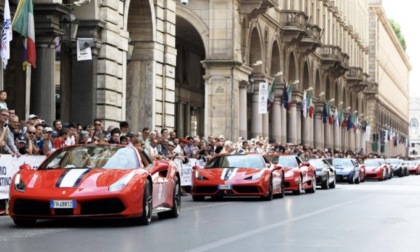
192,165 -> 198,171
19,164 -> 32,170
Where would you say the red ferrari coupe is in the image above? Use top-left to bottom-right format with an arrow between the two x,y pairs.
9,145 -> 181,226
406,160 -> 420,175
362,159 -> 388,181
264,154 -> 316,195
191,154 -> 284,201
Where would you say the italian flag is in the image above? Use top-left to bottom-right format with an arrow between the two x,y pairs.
12,0 -> 36,69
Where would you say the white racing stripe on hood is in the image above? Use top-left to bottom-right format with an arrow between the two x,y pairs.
221,168 -> 238,180
59,169 -> 89,187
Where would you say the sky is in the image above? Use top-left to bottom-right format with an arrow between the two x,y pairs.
382,0 -> 419,96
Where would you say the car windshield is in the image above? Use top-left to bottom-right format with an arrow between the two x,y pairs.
38,145 -> 141,170
332,159 -> 350,167
205,155 -> 265,169
265,156 -> 297,168
407,161 -> 416,165
364,160 -> 380,166
308,159 -> 324,169
386,159 -> 400,164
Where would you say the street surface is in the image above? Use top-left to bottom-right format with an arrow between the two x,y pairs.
1,175 -> 420,252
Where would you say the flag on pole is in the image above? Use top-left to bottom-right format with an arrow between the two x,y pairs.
302,89 -> 307,118
1,0 -> 13,69
267,78 -> 275,112
12,0 -> 36,69
346,113 -> 353,130
307,89 -> 314,118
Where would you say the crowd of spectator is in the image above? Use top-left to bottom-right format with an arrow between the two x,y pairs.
0,90 -> 409,165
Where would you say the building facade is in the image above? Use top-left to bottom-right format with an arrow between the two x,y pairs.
368,0 -> 411,157
0,0 -> 410,155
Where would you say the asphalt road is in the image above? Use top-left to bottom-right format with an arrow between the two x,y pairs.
1,175 -> 420,252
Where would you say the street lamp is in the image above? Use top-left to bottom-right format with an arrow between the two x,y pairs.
60,13 -> 79,44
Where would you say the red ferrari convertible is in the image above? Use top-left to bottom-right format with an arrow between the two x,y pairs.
191,154 -> 284,201
9,144 -> 181,226
264,154 -> 316,195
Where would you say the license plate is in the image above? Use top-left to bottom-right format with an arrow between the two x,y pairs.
50,200 -> 76,209
218,184 -> 232,190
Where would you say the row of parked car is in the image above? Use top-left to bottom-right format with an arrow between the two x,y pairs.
190,154 -> 419,201
8,144 -> 419,227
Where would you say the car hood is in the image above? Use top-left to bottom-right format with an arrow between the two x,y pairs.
19,168 -> 141,191
198,167 -> 267,181
364,166 -> 379,172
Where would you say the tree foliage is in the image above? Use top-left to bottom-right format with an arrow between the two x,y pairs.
389,19 -> 407,51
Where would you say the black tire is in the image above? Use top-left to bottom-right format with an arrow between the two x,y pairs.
261,177 -> 273,201
321,174 -> 329,189
192,195 -> 205,201
329,173 -> 336,189
355,173 -> 360,184
158,176 -> 181,219
292,177 -> 302,195
132,179 -> 152,225
305,176 -> 316,193
278,176 -> 285,198
13,219 -> 36,227
349,174 -> 355,184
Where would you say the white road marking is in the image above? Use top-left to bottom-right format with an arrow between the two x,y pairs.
185,195 -> 372,252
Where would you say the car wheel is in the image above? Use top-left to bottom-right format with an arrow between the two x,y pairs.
349,173 -> 355,184
305,176 -> 316,193
292,177 -> 302,195
192,195 -> 205,201
158,176 -> 181,219
13,219 -> 36,227
329,173 -> 336,189
261,177 -> 273,201
132,179 -> 152,225
278,176 -> 285,198
321,174 -> 329,189
355,173 -> 360,184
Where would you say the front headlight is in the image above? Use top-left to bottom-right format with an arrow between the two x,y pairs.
109,171 -> 136,192
14,174 -> 26,192
285,170 -> 294,178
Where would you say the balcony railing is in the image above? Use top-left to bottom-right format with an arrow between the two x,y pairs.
279,10 -> 308,30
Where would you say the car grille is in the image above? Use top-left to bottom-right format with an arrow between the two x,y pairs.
13,199 -> 50,215
80,198 -> 125,215
232,186 -> 259,193
366,174 -> 378,178
284,182 -> 291,187
13,198 -> 126,216
194,186 -> 218,194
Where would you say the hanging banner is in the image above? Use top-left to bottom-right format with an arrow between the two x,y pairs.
77,38 -> 94,61
0,155 -> 46,200
259,82 -> 268,114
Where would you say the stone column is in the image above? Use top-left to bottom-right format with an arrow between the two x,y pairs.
262,113 -> 269,138
288,103 -> 297,144
349,130 -> 355,152
69,20 -> 105,126
32,4 -> 71,124
281,104 -> 287,144
296,103 -> 302,145
301,114 -> 310,146
272,97 -> 282,143
309,116 -> 314,147
314,103 -> 324,149
251,91 -> 263,138
239,81 -> 248,139
333,122 -> 340,152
